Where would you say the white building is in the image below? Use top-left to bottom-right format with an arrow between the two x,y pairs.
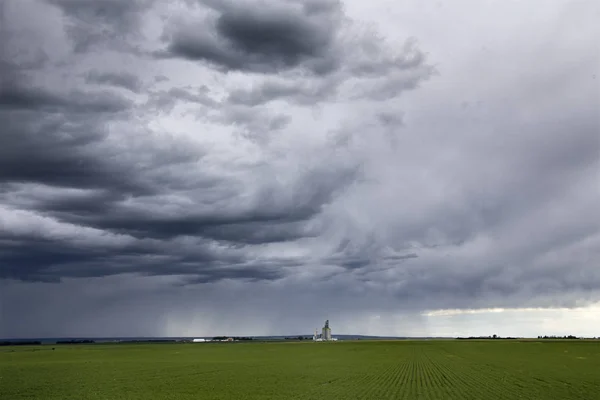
314,320 -> 335,341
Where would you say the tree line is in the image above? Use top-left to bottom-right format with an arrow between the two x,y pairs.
537,335 -> 580,339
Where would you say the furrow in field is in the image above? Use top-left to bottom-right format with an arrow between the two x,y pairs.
451,355 -> 529,400
426,350 -> 465,399
413,348 -> 425,399
357,369 -> 388,399
353,360 -> 399,399
418,347 -> 433,400
428,351 -> 451,394
352,372 -> 380,399
421,348 -> 442,400
370,357 -> 405,399
386,356 -> 411,399
406,348 -> 419,400
396,350 -> 413,394
460,357 -> 559,400
472,368 -> 513,398
378,351 -> 410,400
440,352 -> 486,399
381,348 -> 411,400
435,347 -> 533,400
448,361 -> 501,399
431,348 -> 449,400
397,349 -> 412,400
425,348 -> 490,399
436,346 -> 532,399
331,377 -> 363,400
327,367 -> 382,400
287,359 -> 382,400
425,350 -> 463,388
492,367 -> 540,400
415,348 -> 425,399
391,358 -> 412,399
369,360 -> 403,399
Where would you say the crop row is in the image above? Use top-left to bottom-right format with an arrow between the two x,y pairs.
290,343 -> 591,400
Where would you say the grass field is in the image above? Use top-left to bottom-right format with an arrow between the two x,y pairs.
1,340 -> 599,399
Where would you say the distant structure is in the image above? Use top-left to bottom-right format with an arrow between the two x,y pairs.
322,320 -> 332,341
314,320 -> 336,341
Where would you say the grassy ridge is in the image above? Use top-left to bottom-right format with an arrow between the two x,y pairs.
1,340 -> 599,399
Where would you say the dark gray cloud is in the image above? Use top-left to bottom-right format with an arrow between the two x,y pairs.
0,0 -> 360,283
0,78 -> 142,194
220,23 -> 433,107
145,86 -> 217,114
0,83 -> 132,113
227,78 -> 339,106
0,82 -> 155,199
85,70 -> 143,93
46,0 -> 154,52
0,193 -> 318,283
163,0 -> 342,74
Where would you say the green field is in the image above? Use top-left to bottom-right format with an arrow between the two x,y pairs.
1,340 -> 599,399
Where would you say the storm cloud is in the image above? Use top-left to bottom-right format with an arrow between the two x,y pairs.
0,0 -> 598,338
46,0 -> 155,52
163,0 -> 342,75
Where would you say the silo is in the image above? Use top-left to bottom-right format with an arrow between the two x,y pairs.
322,320 -> 332,341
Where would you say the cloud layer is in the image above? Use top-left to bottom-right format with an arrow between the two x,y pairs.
0,0 -> 598,337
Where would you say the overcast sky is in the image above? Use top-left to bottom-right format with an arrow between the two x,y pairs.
0,0 -> 598,339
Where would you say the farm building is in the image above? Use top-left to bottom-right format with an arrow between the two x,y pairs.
314,320 -> 336,341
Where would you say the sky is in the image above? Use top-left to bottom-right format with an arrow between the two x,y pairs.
0,0 -> 598,339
